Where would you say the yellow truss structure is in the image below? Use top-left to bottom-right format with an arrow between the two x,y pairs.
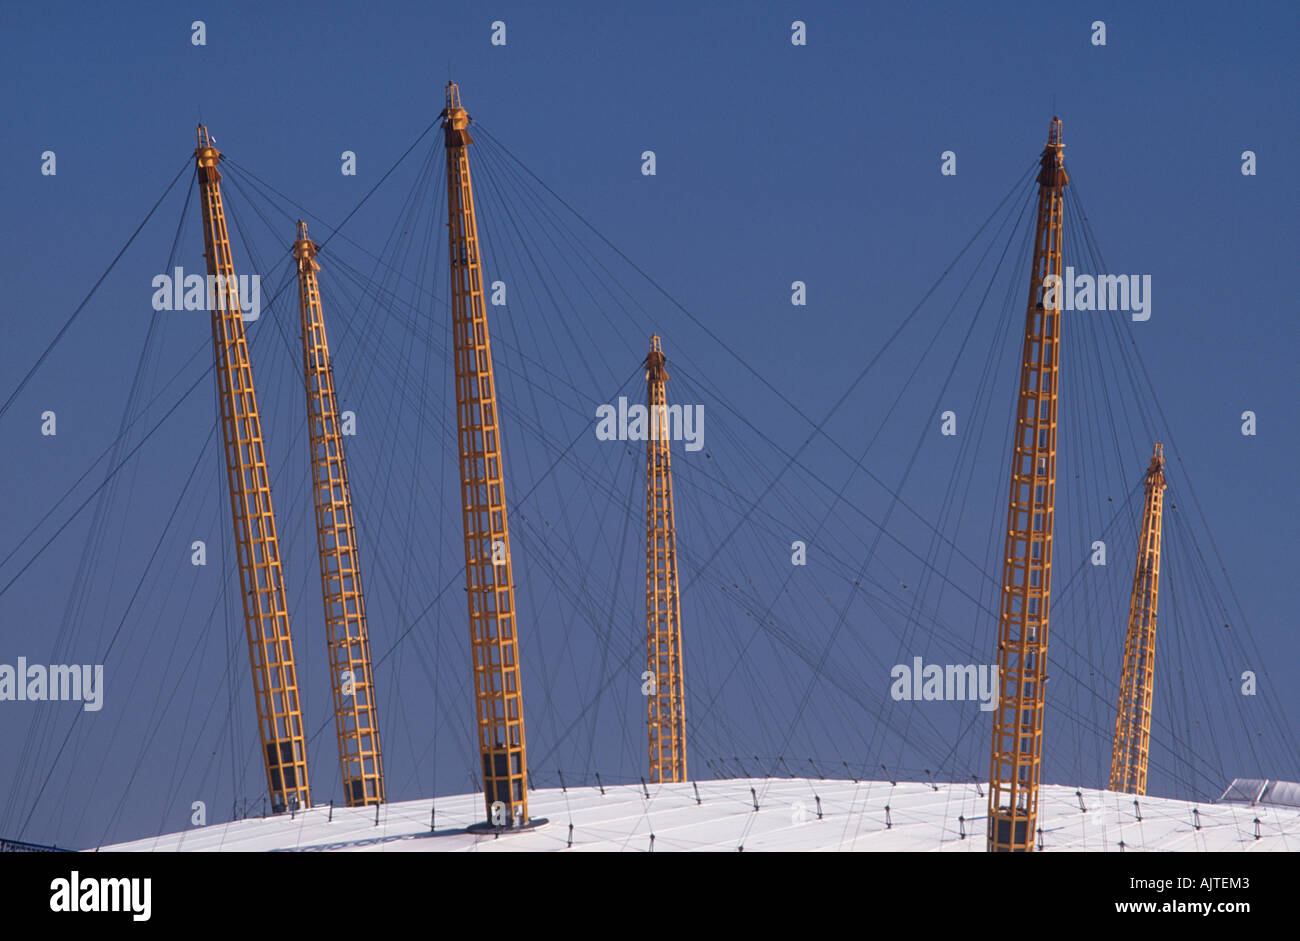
987,117 -> 1068,852
644,336 -> 688,783
293,221 -> 385,807
195,127 -> 310,812
442,83 -> 532,827
1109,443 -> 1167,795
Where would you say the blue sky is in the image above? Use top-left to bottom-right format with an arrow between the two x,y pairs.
0,1 -> 1296,848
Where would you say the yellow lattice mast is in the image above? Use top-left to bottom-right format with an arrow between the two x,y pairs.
442,83 -> 533,827
644,336 -> 688,783
293,221 -> 385,807
195,127 -> 310,812
1109,443 -> 1168,795
987,117 -> 1068,852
